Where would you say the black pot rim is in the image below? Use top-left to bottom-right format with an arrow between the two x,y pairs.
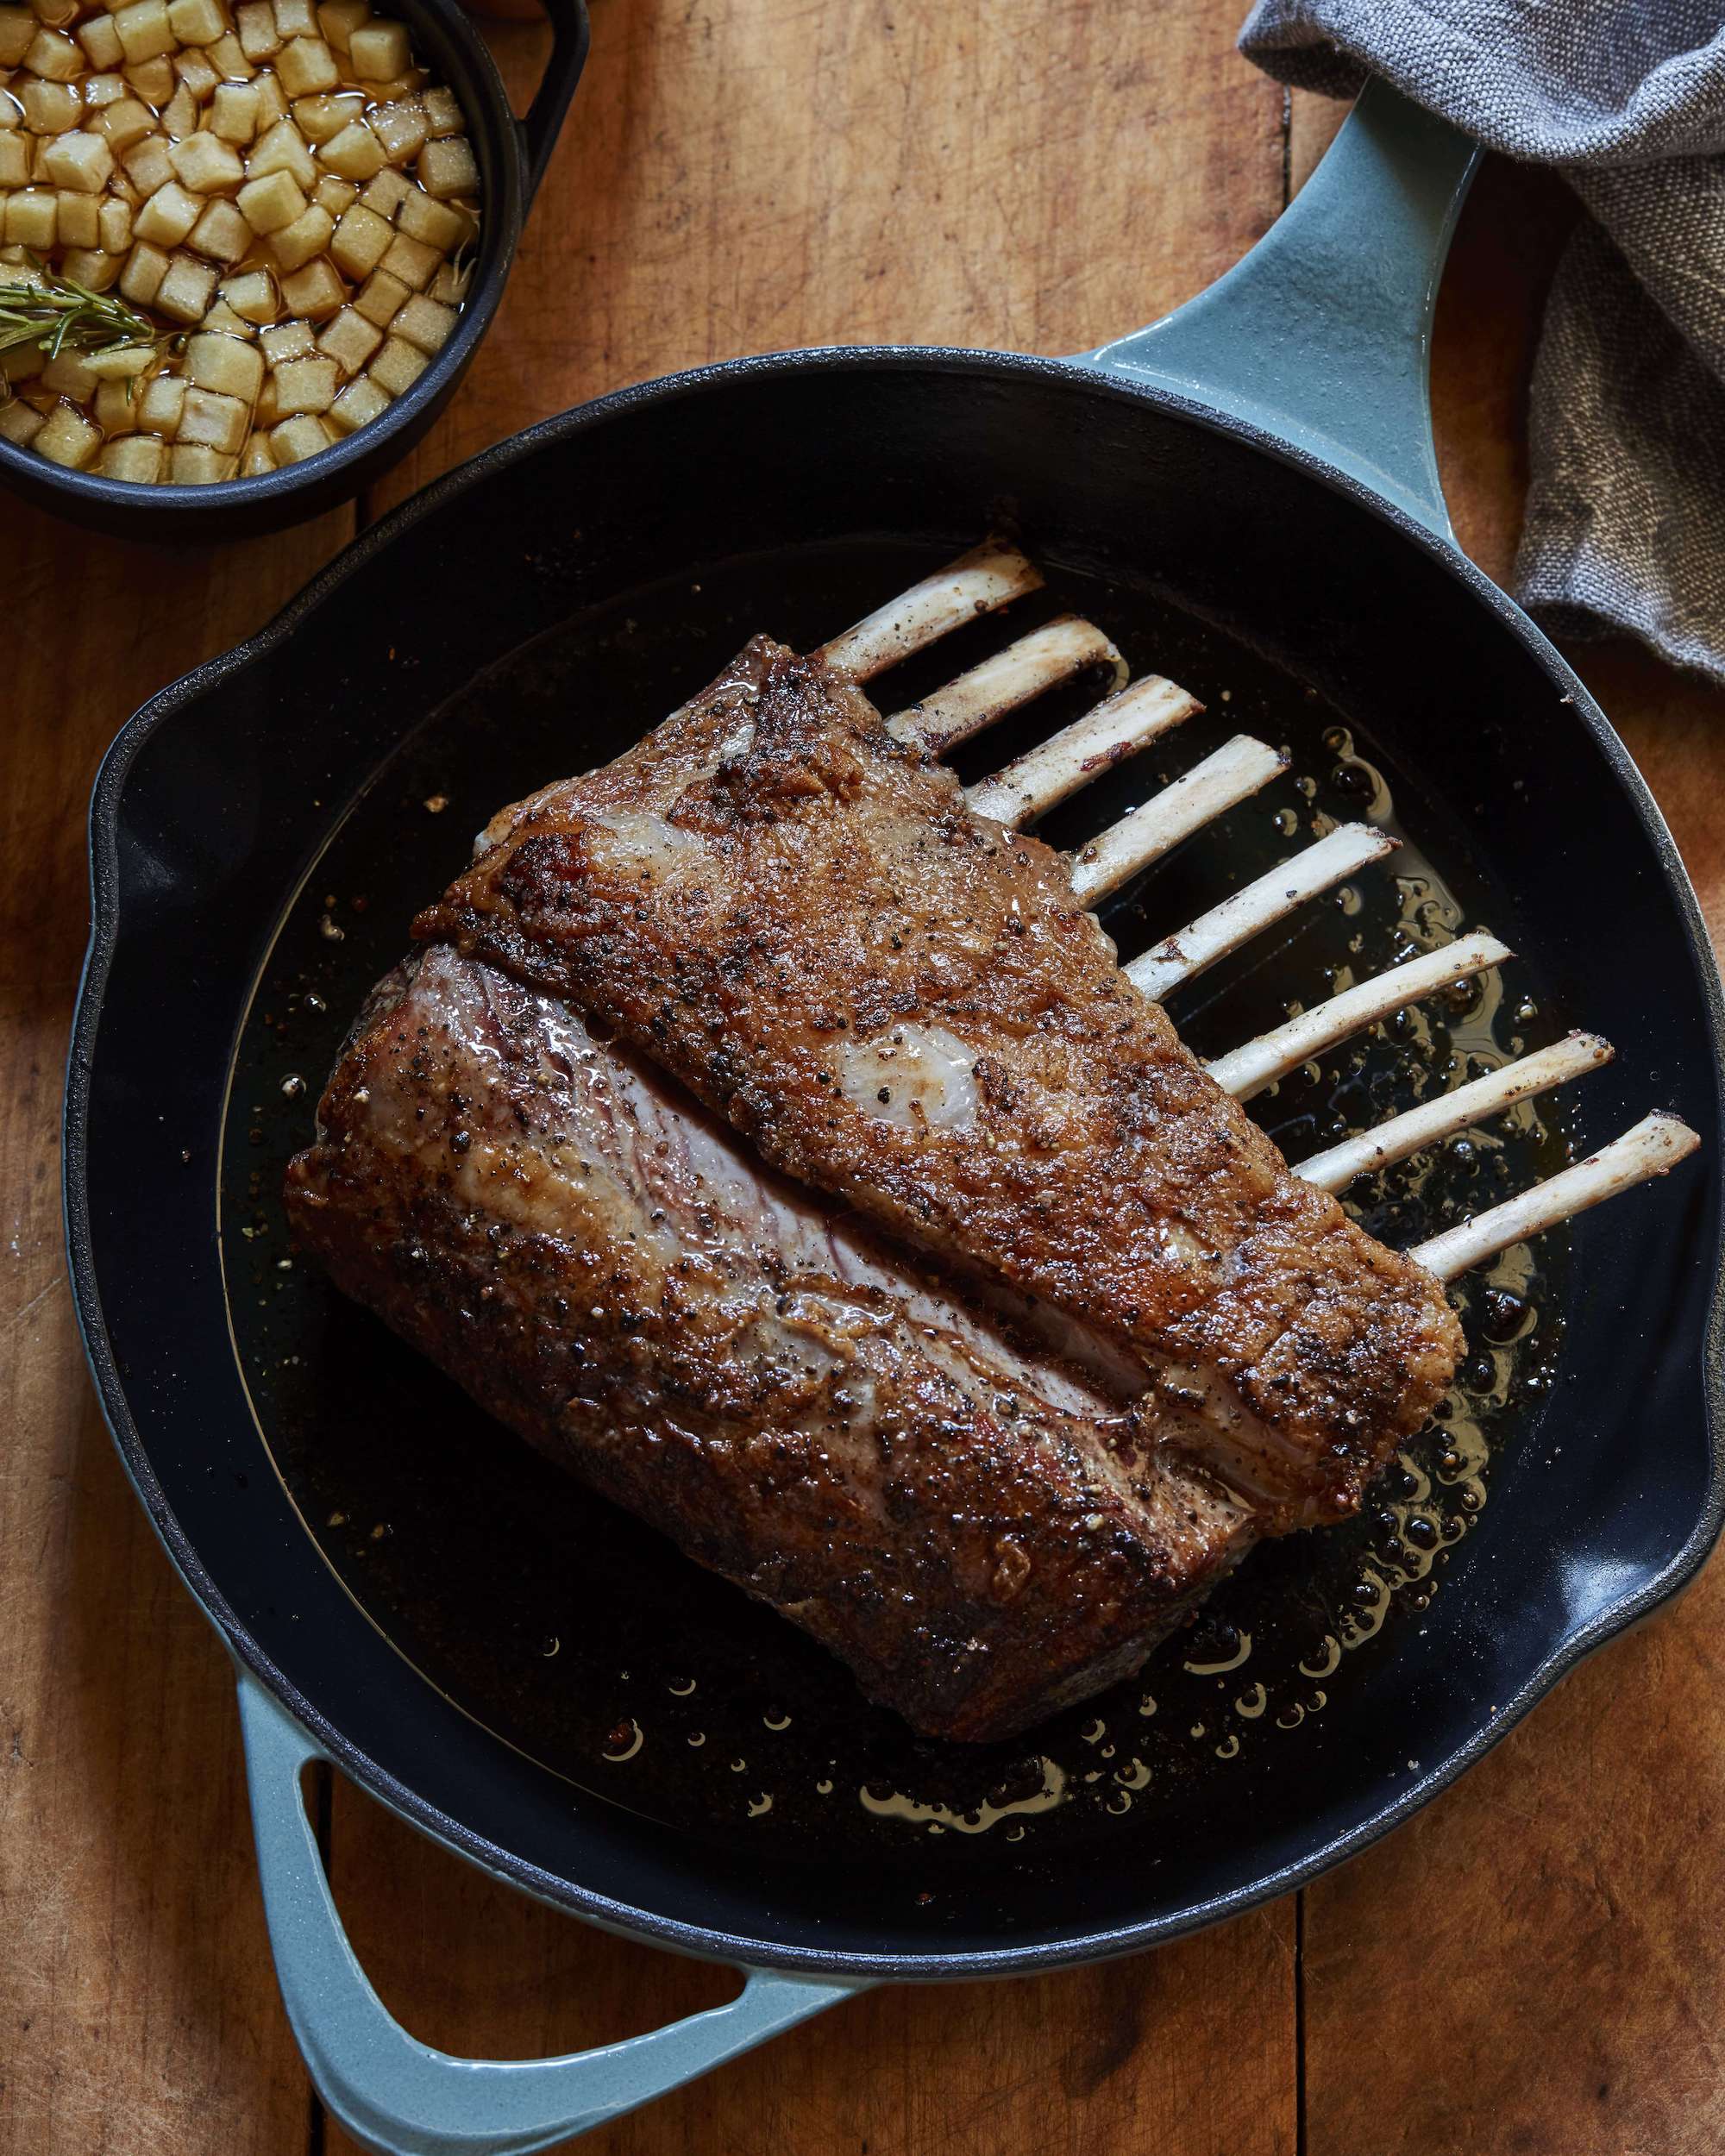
63,342 -> 1725,1978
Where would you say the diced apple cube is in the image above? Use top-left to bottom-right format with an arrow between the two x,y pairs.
78,8 -> 124,64
328,369 -> 386,432
328,197 -> 389,276
121,134 -> 174,194
20,76 -> 79,128
41,344 -> 99,398
0,400 -> 45,448
123,54 -> 175,103
207,28 -> 251,76
54,191 -> 101,247
394,186 -> 465,253
85,342 -> 154,379
274,32 -> 334,93
234,0 -> 278,57
377,228 -> 436,291
366,331 -> 423,397
389,291 -> 453,354
99,431 -> 166,480
238,429 -> 274,473
368,97 -> 425,165
252,69 -> 286,125
169,129 -> 244,191
221,266 -> 277,320
118,235 -> 169,302
174,46 -> 221,98
292,89 -> 359,141
97,97 -> 156,151
42,130 -> 114,194
169,440 -> 235,480
135,369 -> 185,431
273,0 -> 314,33
61,241 -> 122,285
0,4 -> 33,65
311,172 -> 354,216
248,114 -> 316,187
421,86 -> 461,138
23,25 -> 81,77
416,133 -> 477,202
178,381 -> 248,451
236,164 -> 304,231
34,401 -> 101,467
0,135 -> 25,188
98,196 -> 134,250
252,373 -> 279,424
315,0 -> 366,47
260,316 -> 313,360
84,70 -> 129,105
94,375 -> 137,431
187,194 -> 249,258
315,301 -> 377,373
317,117 -> 383,180
277,250 -> 342,315
201,298 -> 255,335
167,0 -> 224,40
210,82 -> 258,138
273,349 -> 335,411
352,265 -> 405,326
158,82 -> 198,136
267,197 -> 328,269
154,248 -> 217,319
185,329 -> 264,399
3,186 -> 54,247
358,166 -> 410,216
114,0 -> 174,62
135,177 -> 204,245
269,410 -> 329,461
0,340 -> 47,385
347,15 -> 405,78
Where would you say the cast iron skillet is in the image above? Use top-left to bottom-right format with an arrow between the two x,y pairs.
65,83 -> 1725,2156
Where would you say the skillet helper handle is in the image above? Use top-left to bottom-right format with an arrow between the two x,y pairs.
1079,78 -> 1480,541
516,0 -> 590,203
236,1676 -> 866,2156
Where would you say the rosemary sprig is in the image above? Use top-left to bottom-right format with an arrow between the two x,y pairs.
0,257 -> 166,367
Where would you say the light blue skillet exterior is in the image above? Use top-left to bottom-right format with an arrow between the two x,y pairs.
238,78 -> 1481,2153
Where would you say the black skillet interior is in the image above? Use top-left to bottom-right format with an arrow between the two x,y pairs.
70,351 -> 1725,1976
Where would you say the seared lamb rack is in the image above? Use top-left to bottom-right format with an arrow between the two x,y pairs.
286,545 -> 1697,1742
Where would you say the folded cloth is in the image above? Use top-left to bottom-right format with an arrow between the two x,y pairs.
1239,0 -> 1725,682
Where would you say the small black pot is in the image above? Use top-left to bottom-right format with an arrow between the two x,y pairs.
0,0 -> 588,539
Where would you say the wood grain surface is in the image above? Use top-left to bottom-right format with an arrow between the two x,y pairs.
3,1 -> 1722,2152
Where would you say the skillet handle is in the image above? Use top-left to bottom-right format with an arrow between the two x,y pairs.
236,1677 -> 867,2156
516,0 -> 590,204
1077,78 -> 1480,541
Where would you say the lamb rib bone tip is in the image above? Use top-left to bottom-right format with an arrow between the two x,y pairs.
888,615 -> 1129,754
1410,1112 -> 1701,1282
1126,821 -> 1398,1002
1069,735 -> 1289,906
818,540 -> 1044,682
1296,1031 -> 1615,1194
1207,931 -> 1513,1101
967,673 -> 1203,828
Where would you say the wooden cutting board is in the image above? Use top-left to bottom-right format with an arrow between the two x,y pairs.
6,2 -> 1725,2149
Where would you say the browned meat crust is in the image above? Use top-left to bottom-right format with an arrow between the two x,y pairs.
285,948 -> 1251,1742
415,637 -> 1463,1526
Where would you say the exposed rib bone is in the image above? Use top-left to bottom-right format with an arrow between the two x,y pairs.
1297,1031 -> 1614,1194
1069,736 -> 1288,906
1410,1111 -> 1701,1282
966,674 -> 1202,826
889,617 -> 1129,754
1208,931 -> 1512,1101
1128,822 -> 1397,1003
819,541 -> 1044,682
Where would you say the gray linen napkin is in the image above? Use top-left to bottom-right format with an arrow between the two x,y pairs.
1239,1 -> 1725,682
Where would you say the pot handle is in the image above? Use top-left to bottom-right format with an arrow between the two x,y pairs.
237,1676 -> 868,2156
517,0 -> 591,204
1076,79 -> 1481,541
